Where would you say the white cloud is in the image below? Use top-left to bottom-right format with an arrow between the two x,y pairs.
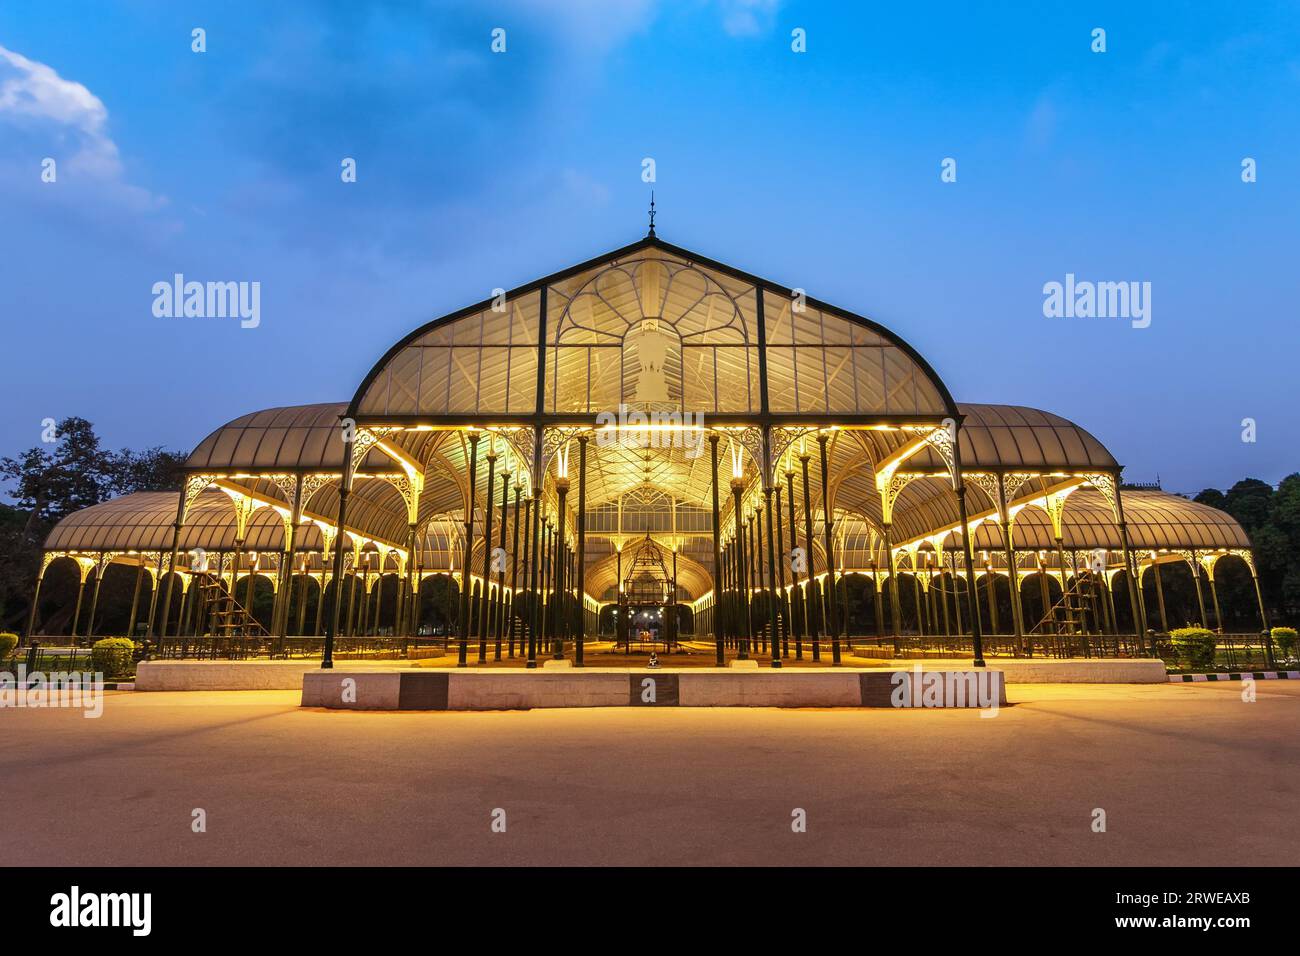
0,43 -> 163,212
718,0 -> 781,38
522,0 -> 658,54
0,43 -> 123,178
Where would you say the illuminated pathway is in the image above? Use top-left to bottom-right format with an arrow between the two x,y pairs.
3,683 -> 1297,866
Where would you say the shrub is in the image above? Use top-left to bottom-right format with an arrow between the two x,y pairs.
90,638 -> 136,678
1273,627 -> 1298,657
0,632 -> 18,661
1169,627 -> 1217,669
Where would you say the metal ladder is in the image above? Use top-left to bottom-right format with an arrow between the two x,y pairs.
193,571 -> 268,638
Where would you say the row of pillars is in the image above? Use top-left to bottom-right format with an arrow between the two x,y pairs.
326,425 -> 1260,670
447,433 -> 592,669
707,432 -> 848,667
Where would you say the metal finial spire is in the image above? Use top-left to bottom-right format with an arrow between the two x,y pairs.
647,190 -> 656,237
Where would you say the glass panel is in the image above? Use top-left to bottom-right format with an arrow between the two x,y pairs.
477,347 -> 510,412
795,347 -> 827,412
448,348 -> 480,412
766,346 -> 797,412
417,348 -> 452,413
385,349 -> 422,414
681,346 -> 717,414
824,346 -> 857,413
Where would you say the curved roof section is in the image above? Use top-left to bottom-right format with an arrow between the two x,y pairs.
1005,488 -> 1251,552
185,403 -> 396,473
349,235 -> 957,421
873,488 -> 1250,556
901,403 -> 1118,473
959,403 -> 1117,471
44,490 -> 290,554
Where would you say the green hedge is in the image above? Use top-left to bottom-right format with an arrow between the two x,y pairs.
0,632 -> 17,661
1169,627 -> 1217,669
1273,627 -> 1298,656
90,638 -> 137,679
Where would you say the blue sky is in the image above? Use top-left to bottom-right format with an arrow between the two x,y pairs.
1,0 -> 1297,494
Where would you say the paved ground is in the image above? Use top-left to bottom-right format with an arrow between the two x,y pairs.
3,681 -> 1298,866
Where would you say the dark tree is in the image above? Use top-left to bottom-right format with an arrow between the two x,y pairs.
1194,474 -> 1300,624
0,418 -> 185,631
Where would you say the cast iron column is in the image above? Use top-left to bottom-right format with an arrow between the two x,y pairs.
477,445 -> 497,663
818,434 -> 841,664
709,435 -> 725,665
575,436 -> 587,667
731,478 -> 750,659
775,482 -> 789,657
764,485 -> 782,668
494,469 -> 509,660
799,450 -> 820,661
785,467 -> 802,659
457,431 -> 479,667
526,492 -> 541,669
552,484 -> 568,660
955,480 -> 986,667
508,481 -> 522,657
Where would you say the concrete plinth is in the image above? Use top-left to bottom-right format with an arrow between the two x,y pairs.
136,659 -> 401,691
888,658 -> 1167,684
302,666 -> 1007,711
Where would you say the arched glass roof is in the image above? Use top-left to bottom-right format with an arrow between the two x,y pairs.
350,236 -> 956,422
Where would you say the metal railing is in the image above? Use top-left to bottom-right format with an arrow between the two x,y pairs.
149,635 -> 414,661
1156,632 -> 1286,673
848,631 -> 1147,660
848,630 -> 1291,672
1,645 -> 95,674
